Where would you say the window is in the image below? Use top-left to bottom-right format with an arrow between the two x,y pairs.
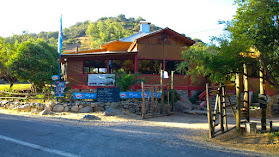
138,60 -> 163,74
83,60 -> 107,74
165,60 -> 184,74
109,59 -> 134,73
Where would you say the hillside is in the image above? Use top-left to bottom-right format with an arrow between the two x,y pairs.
4,14 -> 162,52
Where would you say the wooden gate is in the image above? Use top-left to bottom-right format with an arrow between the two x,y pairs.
141,82 -> 171,119
206,78 -> 250,138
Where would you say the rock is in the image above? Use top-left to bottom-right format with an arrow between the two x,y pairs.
95,106 -> 105,112
18,104 -> 31,112
40,110 -> 52,115
71,106 -> 79,112
63,103 -> 68,107
81,115 -> 101,120
79,106 -> 93,113
110,102 -> 120,108
128,108 -> 135,113
64,106 -> 69,112
135,107 -> 140,112
136,111 -> 142,115
0,100 -> 9,107
53,105 -> 64,112
35,103 -> 44,111
102,108 -> 121,116
14,101 -> 21,106
79,105 -> 84,109
31,109 -> 39,113
46,101 -> 55,107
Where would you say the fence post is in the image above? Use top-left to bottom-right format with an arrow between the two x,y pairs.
236,73 -> 241,131
141,82 -> 146,119
171,71 -> 175,112
160,70 -> 164,114
243,64 -> 250,122
206,83 -> 213,138
218,87 -> 224,133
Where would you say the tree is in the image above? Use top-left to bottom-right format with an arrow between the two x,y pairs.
113,69 -> 144,92
228,0 -> 279,88
177,40 -> 252,83
178,0 -> 279,86
7,39 -> 58,92
0,37 -> 17,87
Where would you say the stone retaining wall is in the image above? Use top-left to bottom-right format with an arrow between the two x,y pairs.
0,100 -> 142,115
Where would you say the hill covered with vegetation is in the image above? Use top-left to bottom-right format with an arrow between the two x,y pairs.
3,14 -> 161,52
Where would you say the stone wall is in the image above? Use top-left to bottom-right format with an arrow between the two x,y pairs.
0,100 -> 142,115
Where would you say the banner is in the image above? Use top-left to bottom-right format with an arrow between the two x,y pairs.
73,92 -> 161,99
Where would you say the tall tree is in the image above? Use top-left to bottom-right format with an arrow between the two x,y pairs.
7,39 -> 58,91
228,0 -> 279,88
0,37 -> 17,87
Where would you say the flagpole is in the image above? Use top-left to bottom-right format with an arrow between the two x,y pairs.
57,15 -> 63,102
58,15 -> 63,81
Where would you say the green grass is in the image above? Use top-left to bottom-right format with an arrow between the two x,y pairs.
0,84 -> 31,91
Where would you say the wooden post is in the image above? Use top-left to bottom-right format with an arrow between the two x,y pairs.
167,87 -> 170,115
236,73 -> 241,131
171,71 -> 175,112
243,64 -> 250,122
160,70 -> 165,114
155,86 -> 158,115
141,82 -> 146,119
222,86 -> 228,131
206,83 -> 213,138
218,87 -> 224,133
151,86 -> 155,116
260,66 -> 266,131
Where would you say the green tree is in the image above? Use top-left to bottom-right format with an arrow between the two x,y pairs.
7,39 -> 58,92
178,0 -> 279,85
0,37 -> 17,87
227,0 -> 279,88
113,69 -> 144,92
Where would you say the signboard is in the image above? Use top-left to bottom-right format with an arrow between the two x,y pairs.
88,74 -> 115,86
73,93 -> 97,99
97,88 -> 120,102
55,81 -> 65,97
120,92 -> 161,99
73,91 -> 162,99
51,75 -> 59,81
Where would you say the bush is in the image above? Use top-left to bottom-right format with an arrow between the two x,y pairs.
189,90 -> 203,105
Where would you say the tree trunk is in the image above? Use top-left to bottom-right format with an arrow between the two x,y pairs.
259,55 -> 279,89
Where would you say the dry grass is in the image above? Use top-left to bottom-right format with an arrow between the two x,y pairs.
0,84 -> 31,91
187,128 -> 279,156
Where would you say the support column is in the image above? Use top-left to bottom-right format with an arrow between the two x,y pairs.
260,66 -> 266,131
236,73 -> 241,131
243,64 -> 250,122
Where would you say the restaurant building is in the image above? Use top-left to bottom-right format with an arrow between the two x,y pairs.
61,22 -> 207,96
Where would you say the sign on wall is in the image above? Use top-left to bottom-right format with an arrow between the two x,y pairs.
55,81 -> 65,97
88,74 -> 115,86
73,91 -> 161,99
97,88 -> 120,102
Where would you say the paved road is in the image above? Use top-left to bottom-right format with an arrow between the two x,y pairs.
0,114 -> 267,157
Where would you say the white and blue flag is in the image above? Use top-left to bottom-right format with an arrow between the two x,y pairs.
58,16 -> 63,54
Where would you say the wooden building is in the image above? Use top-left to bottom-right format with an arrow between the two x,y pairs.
61,22 -> 206,96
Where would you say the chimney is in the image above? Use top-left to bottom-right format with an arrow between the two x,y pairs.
140,21 -> 151,33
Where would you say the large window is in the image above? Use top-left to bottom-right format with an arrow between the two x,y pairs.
109,59 -> 134,73
165,60 -> 184,74
83,60 -> 107,74
138,60 -> 163,74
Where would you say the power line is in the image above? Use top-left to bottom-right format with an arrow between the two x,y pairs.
187,28 -> 224,34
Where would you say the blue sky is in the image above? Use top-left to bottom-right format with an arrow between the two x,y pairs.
0,0 -> 237,43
